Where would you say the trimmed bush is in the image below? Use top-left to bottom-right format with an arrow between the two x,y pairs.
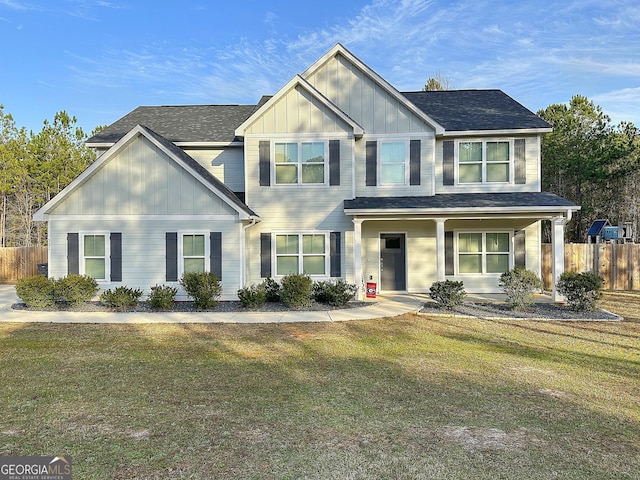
429,280 -> 466,310
557,271 -> 604,312
54,274 -> 99,306
237,284 -> 267,309
15,275 -> 56,308
180,271 -> 222,309
280,274 -> 313,309
499,266 -> 542,311
100,286 -> 143,309
147,284 -> 178,311
313,279 -> 357,307
261,276 -> 281,302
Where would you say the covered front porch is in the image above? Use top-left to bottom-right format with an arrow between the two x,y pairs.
344,193 -> 579,301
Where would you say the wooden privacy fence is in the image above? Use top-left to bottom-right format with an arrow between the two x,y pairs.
0,247 -> 48,283
542,243 -> 640,291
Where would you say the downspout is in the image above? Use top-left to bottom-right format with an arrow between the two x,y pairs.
240,217 -> 260,287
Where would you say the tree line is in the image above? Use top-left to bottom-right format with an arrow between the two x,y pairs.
0,106 -> 98,246
1,93 -> 639,247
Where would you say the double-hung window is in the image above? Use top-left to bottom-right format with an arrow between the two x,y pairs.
275,233 -> 327,276
380,141 -> 407,185
81,232 -> 109,280
458,232 -> 510,274
275,141 -> 326,185
458,140 -> 511,184
181,233 -> 208,274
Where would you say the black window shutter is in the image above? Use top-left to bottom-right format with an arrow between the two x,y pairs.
166,232 -> 178,282
210,232 -> 222,278
514,138 -> 526,184
445,231 -> 454,276
259,140 -> 270,186
365,141 -> 377,186
67,233 -> 79,275
110,233 -> 122,282
329,139 -> 340,186
410,139 -> 421,185
443,141 -> 454,186
330,231 -> 341,277
514,230 -> 526,267
260,233 -> 271,278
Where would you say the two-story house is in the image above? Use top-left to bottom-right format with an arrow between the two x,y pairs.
34,44 -> 578,301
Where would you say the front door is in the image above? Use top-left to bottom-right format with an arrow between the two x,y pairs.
380,233 -> 406,291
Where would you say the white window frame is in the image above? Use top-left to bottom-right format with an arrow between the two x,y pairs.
79,231 -> 110,282
378,139 -> 410,186
455,230 -> 513,276
272,139 -> 328,186
273,232 -> 330,277
178,232 -> 210,276
455,138 -> 513,185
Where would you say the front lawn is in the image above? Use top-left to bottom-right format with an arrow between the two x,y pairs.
1,292 -> 639,479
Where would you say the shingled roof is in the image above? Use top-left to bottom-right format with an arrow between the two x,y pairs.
88,89 -> 549,146
344,192 -> 576,212
402,90 -> 551,132
87,104 -> 259,145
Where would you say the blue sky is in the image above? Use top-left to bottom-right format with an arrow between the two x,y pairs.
1,0 -> 639,134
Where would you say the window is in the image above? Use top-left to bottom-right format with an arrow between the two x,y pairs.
275,233 -> 327,276
81,233 -> 109,280
182,234 -> 206,273
275,141 -> 326,185
458,232 -> 510,274
458,140 -> 510,184
380,141 -> 407,185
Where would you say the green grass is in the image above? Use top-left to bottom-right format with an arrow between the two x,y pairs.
1,292 -> 639,479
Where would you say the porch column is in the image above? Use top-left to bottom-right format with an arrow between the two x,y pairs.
551,216 -> 566,302
435,218 -> 447,281
353,218 -> 363,300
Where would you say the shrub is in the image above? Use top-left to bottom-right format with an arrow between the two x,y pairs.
15,275 -> 56,308
261,276 -> 281,302
147,284 -> 177,311
557,271 -> 604,312
499,266 -> 542,311
100,286 -> 143,309
180,271 -> 222,309
313,279 -> 357,307
54,274 -> 99,306
429,280 -> 466,310
237,284 -> 267,309
280,274 -> 313,309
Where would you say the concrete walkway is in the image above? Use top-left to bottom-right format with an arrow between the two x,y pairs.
0,285 -> 425,324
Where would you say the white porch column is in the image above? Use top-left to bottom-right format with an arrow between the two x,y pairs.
551,216 -> 567,302
353,218 -> 363,299
435,219 -> 447,281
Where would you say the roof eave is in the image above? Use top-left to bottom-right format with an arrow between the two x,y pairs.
440,127 -> 553,138
344,205 -> 580,216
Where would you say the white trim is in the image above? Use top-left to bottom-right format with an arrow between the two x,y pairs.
442,128 -> 552,137
272,231 -> 330,278
235,74 -> 364,137
34,125 -> 253,221
272,139 -> 329,187
454,229 -> 513,276
455,138 -> 514,186
178,231 -> 210,276
79,231 -> 110,282
344,206 -> 578,217
300,43 -> 445,135
39,214 -> 239,222
378,139 -> 410,187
